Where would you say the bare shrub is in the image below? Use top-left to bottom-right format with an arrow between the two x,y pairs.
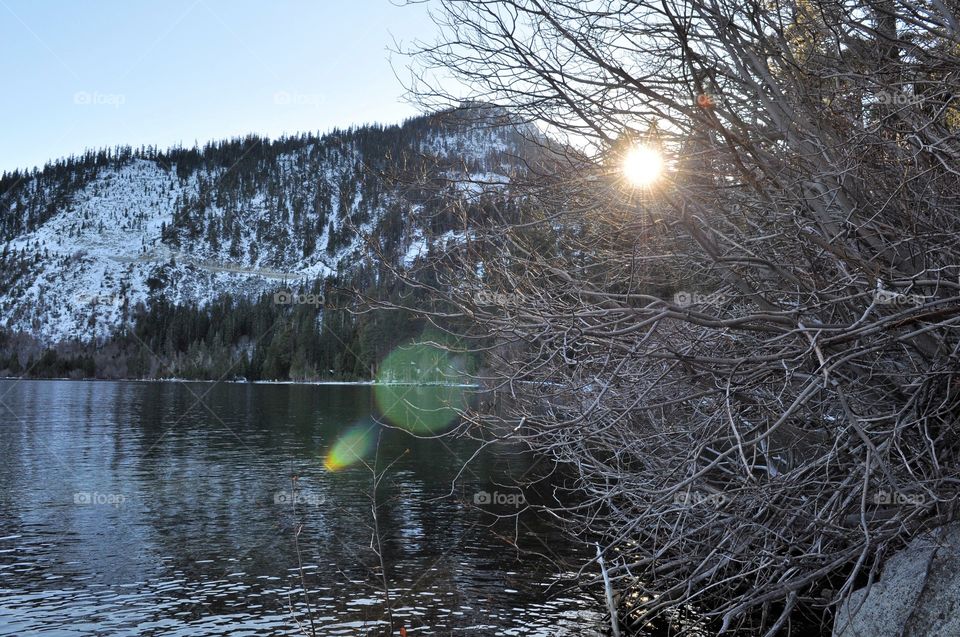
379,0 -> 960,633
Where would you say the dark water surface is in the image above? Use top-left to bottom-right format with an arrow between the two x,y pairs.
0,380 -> 601,636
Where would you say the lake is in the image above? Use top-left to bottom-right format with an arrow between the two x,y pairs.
0,380 -> 602,636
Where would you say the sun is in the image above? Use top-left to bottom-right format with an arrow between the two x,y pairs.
622,145 -> 664,187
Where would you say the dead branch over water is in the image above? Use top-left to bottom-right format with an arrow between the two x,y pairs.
379,0 -> 960,633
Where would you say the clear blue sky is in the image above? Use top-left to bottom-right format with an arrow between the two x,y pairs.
0,0 -> 437,173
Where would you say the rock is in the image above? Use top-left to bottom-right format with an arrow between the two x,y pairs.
833,523 -> 960,637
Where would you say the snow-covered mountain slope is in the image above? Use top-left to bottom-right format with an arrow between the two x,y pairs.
0,108 -> 534,343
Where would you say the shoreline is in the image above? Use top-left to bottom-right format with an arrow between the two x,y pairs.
0,376 -> 480,388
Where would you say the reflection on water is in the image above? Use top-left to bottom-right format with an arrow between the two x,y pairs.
0,380 -> 601,635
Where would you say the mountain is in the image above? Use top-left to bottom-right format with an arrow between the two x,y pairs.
0,106 -> 536,379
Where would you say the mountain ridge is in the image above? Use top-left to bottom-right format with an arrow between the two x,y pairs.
0,107 -> 533,348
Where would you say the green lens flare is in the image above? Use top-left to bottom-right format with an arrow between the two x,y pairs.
373,340 -> 470,434
324,423 -> 375,471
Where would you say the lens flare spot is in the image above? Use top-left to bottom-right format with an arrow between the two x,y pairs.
373,340 -> 470,434
324,424 -> 375,471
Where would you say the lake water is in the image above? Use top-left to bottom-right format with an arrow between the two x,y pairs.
0,380 -> 602,636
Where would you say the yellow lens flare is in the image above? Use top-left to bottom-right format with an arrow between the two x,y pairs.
622,145 -> 664,187
324,424 -> 375,471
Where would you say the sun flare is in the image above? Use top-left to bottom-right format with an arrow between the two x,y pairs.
622,145 -> 664,187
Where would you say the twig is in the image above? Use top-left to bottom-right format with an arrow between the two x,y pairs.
597,542 -> 621,637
